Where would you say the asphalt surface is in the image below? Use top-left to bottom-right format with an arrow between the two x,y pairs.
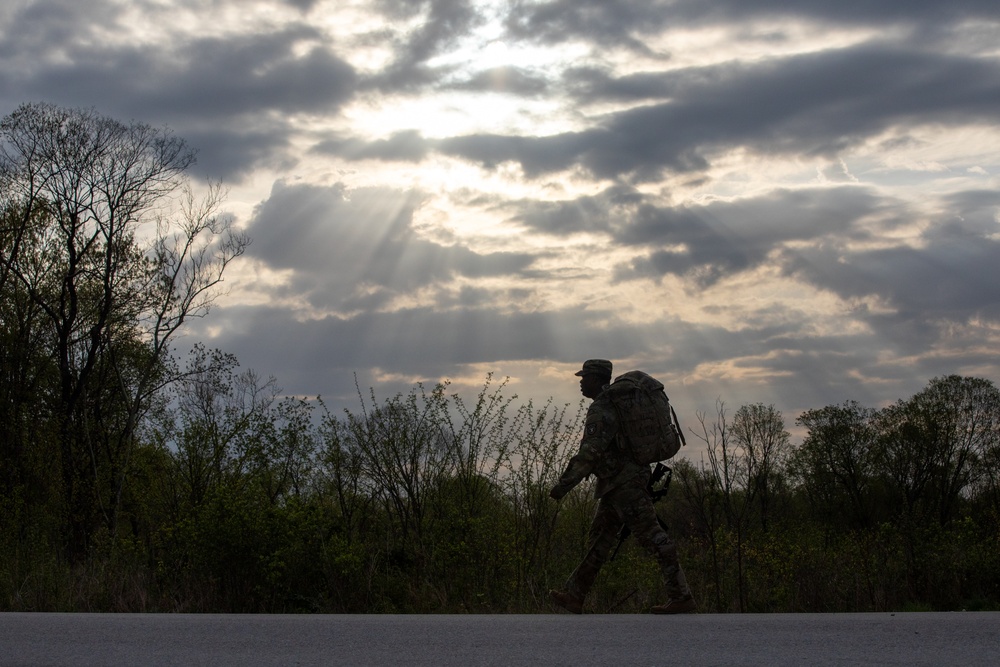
2,611 -> 998,666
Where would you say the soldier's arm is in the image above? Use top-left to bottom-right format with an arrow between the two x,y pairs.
550,401 -> 615,499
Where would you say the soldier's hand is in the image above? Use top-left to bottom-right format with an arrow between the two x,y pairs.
549,485 -> 567,500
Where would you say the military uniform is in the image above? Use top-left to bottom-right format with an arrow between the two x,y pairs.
550,360 -> 694,614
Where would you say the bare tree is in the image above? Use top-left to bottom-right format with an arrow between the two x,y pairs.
346,381 -> 451,559
695,399 -> 754,611
166,344 -> 278,509
731,403 -> 790,533
674,458 -> 725,610
0,102 -> 248,557
691,401 -> 790,610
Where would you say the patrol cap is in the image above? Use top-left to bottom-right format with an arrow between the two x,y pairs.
574,359 -> 613,377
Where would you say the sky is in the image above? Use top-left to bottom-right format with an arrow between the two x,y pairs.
2,0 -> 1000,448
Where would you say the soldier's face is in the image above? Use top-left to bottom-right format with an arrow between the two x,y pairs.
579,373 -> 603,399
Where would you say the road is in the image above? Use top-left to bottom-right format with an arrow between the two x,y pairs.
2,611 -> 997,666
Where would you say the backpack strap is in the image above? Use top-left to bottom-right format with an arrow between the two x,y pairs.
669,402 -> 686,448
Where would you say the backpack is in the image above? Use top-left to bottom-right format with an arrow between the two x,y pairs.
605,370 -> 686,464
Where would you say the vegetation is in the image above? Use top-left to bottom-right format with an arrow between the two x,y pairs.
2,103 -> 998,613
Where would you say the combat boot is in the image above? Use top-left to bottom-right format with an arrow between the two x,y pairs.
650,595 -> 696,614
549,589 -> 583,614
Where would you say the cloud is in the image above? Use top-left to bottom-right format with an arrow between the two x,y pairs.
434,132 -> 586,175
284,0 -> 321,11
324,42 -> 1000,182
506,0 -> 1000,48
0,8 -> 357,179
312,130 -> 430,162
182,124 -> 300,182
364,0 -> 486,93
243,181 -> 538,311
188,301 -> 653,404
478,45 -> 1000,180
618,186 -> 899,287
504,184 -> 896,287
784,218 -> 1000,333
147,33 -> 357,119
445,66 -> 551,95
5,0 -> 1000,434
505,0 -> 679,52
2,12 -> 357,118
504,184 -> 642,236
192,289 -> 936,421
0,1 -> 121,66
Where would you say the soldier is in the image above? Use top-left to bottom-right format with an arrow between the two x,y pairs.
549,359 -> 695,614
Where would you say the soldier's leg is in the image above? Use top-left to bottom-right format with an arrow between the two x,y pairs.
618,485 -> 692,602
563,497 -> 623,601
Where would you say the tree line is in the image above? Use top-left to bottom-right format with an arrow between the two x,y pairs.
2,103 -> 998,612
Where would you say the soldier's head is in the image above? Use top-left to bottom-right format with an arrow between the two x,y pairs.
575,359 -> 612,399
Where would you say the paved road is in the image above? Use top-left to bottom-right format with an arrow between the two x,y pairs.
2,612 -> 997,666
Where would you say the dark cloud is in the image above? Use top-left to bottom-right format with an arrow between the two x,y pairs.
511,45 -> 1000,180
219,284 -> 812,384
784,223 -> 1000,333
335,44 -> 1000,181
365,0 -> 485,92
645,189 -> 890,285
620,306 -> 960,422
395,0 -> 481,62
941,189 -> 1000,235
618,187 -> 892,248
0,1 -> 121,65
445,66 -> 551,95
437,132 -> 589,176
244,181 -> 538,310
183,123 -> 299,182
0,7 -> 357,180
776,189 -> 1000,358
505,0 -> 1000,49
508,180 -> 1000,361
1,5 -> 356,118
507,185 -> 894,287
505,0 -> 676,52
41,30 -> 354,121
506,184 -> 642,236
284,0 -> 320,11
154,35 -> 357,119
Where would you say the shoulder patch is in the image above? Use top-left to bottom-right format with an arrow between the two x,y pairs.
586,421 -> 602,436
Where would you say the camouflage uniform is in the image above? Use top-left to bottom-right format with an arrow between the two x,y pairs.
551,369 -> 692,611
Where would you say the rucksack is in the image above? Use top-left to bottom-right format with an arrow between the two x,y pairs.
605,370 -> 686,464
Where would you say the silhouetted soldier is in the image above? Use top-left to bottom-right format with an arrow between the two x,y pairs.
549,359 -> 695,614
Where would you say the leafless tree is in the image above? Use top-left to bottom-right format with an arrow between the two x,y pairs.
731,403 -> 791,533
0,102 -> 248,556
